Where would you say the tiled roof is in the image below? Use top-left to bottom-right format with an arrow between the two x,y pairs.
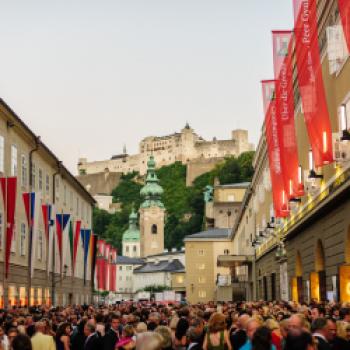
116,256 -> 144,265
133,259 -> 184,274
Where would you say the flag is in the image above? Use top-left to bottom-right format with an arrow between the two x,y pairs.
42,204 -> 55,277
55,214 -> 70,272
338,0 -> 350,52
72,220 -> 81,276
293,0 -> 333,167
272,30 -> 304,198
0,177 -> 17,278
262,80 -> 289,218
23,192 -> 41,277
82,229 -> 91,283
69,221 -> 74,270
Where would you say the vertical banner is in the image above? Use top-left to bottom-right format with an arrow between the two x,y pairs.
105,244 -> 111,291
83,229 -> 91,283
0,178 -> 17,278
55,214 -> 70,272
262,80 -> 289,218
338,0 -> 350,52
42,204 -> 55,276
110,249 -> 117,292
293,0 -> 333,167
72,220 -> 81,276
96,240 -> 105,291
69,221 -> 74,272
272,31 -> 304,198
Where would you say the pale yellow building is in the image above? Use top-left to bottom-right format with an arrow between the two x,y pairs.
0,98 -> 95,307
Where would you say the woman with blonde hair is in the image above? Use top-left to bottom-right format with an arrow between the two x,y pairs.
265,319 -> 282,350
136,332 -> 163,350
203,312 -> 232,350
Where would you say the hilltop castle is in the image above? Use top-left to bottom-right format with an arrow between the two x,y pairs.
77,124 -> 254,176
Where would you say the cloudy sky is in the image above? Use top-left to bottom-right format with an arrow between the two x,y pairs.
0,0 -> 293,174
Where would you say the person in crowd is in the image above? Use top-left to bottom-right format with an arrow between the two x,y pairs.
230,314 -> 249,350
12,334 -> 32,350
103,314 -> 120,350
7,327 -> 18,349
136,332 -> 163,350
251,326 -> 275,350
0,325 -> 9,350
26,316 -> 35,338
284,331 -> 316,350
116,324 -> 135,350
31,321 -> 56,350
84,322 -> 101,350
155,326 -> 172,350
186,327 -> 202,350
203,312 -> 232,350
311,317 -> 331,350
265,318 -> 281,350
55,322 -> 71,350
174,317 -> 189,350
71,318 -> 87,350
239,319 -> 261,350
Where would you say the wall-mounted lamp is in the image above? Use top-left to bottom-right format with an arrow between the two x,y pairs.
340,104 -> 350,141
308,149 -> 323,180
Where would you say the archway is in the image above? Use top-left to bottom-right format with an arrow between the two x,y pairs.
293,251 -> 304,302
311,240 -> 326,301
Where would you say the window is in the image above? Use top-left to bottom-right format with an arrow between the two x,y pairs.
198,276 -> 206,283
11,225 -> 16,253
0,136 -> 4,173
198,290 -> 206,298
70,191 -> 73,210
55,177 -> 60,201
151,224 -> 157,234
21,155 -> 27,187
11,145 -> 17,176
177,275 -> 184,283
119,266 -> 123,271
126,266 -> 132,271
224,249 -> 230,255
133,245 -> 137,252
46,174 -> 50,193
126,246 -> 129,253
38,168 -> 43,191
20,223 -> 26,256
32,163 -> 36,190
198,249 -> 205,256
63,185 -> 67,205
38,231 -> 43,260
196,263 -> 205,270
76,197 -> 79,215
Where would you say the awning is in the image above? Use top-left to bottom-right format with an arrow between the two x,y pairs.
217,255 -> 254,267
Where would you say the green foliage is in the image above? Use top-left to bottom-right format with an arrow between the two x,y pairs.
139,285 -> 171,293
93,152 -> 255,251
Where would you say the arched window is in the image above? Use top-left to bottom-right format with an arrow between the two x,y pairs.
151,224 -> 157,234
133,245 -> 137,252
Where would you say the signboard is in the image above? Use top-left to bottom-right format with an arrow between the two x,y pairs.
137,292 -> 150,301
163,291 -> 176,302
280,262 -> 289,301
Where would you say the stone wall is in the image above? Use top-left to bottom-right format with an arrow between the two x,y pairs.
186,158 -> 223,186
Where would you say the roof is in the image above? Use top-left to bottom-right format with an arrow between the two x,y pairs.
216,182 -> 250,189
184,228 -> 230,241
0,98 -> 95,205
116,256 -> 145,265
146,250 -> 185,258
133,259 -> 184,274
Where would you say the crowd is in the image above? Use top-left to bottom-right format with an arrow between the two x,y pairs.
0,301 -> 349,350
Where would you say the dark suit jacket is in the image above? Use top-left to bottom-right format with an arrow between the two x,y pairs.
103,328 -> 119,350
314,336 -> 331,350
84,333 -> 103,350
187,343 -> 202,350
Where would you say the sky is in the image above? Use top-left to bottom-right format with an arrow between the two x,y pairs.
0,0 -> 294,174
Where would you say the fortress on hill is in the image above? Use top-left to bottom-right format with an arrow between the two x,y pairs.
78,124 -> 254,179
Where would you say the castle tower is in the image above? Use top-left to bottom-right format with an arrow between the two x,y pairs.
139,156 -> 165,257
122,209 -> 141,257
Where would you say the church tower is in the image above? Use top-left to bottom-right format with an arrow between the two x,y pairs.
139,156 -> 165,257
122,209 -> 140,257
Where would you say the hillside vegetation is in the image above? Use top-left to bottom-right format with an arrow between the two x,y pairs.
93,151 -> 255,252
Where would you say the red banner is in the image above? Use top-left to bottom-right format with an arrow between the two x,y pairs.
72,220 -> 81,275
272,31 -> 304,198
293,0 -> 333,167
110,249 -> 117,292
0,177 -> 17,278
96,240 -> 106,291
339,0 -> 350,52
262,81 -> 289,218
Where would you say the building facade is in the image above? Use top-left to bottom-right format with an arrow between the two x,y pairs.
0,98 -> 95,307
231,0 -> 350,303
78,125 -> 254,176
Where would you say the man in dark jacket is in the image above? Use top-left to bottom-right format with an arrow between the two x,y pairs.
311,318 -> 332,350
103,315 -> 121,350
84,322 -> 102,350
